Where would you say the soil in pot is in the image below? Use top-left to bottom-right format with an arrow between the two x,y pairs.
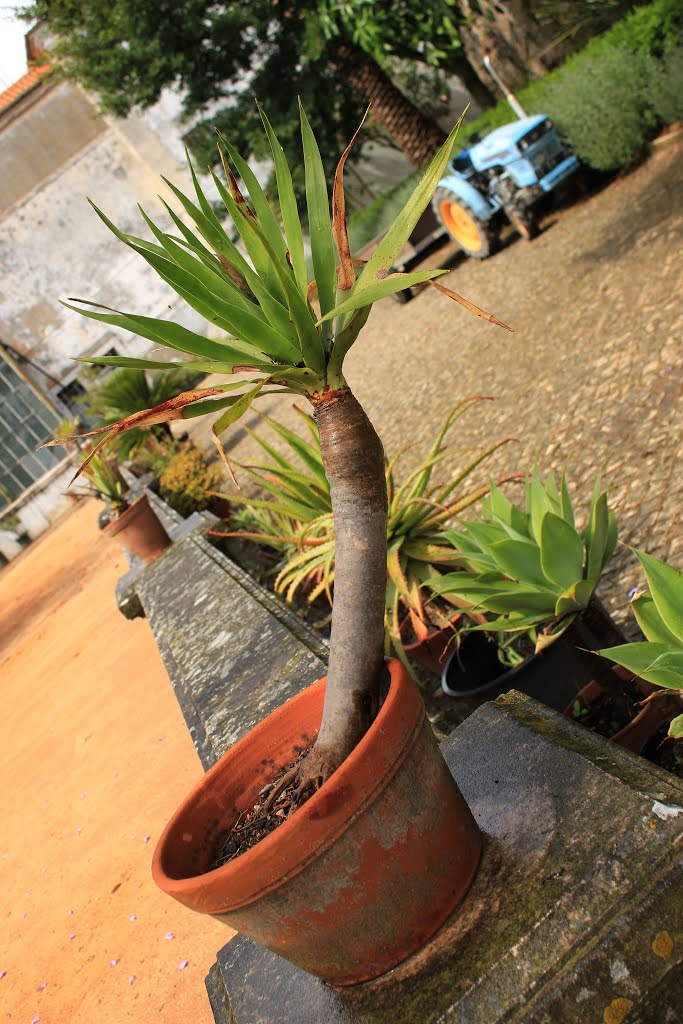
212,747 -> 310,868
441,631 -> 507,695
442,631 -> 601,714
568,675 -> 645,738
641,725 -> 683,779
567,674 -> 683,762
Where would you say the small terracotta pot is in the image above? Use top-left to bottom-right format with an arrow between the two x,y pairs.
403,613 -> 462,676
152,660 -> 482,986
564,670 -> 683,754
103,494 -> 171,564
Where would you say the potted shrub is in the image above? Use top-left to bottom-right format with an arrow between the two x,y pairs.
431,468 -> 624,710
210,397 -> 518,674
75,448 -> 172,563
82,364 -> 202,458
590,548 -> 683,753
45,107 -> 510,982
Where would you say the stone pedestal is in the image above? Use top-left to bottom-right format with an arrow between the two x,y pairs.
207,692 -> 682,1024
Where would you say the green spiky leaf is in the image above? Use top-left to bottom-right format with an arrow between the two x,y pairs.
633,549 -> 683,642
597,642 -> 683,689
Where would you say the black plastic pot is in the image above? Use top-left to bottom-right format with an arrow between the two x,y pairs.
441,598 -> 627,714
441,631 -> 598,713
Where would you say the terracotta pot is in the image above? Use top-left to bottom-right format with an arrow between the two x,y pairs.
103,494 -> 171,563
564,670 -> 682,754
403,613 -> 462,676
152,660 -> 482,986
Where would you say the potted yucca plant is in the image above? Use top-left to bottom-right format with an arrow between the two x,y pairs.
45,106 -> 510,984
431,468 -> 624,709
210,397 -> 518,675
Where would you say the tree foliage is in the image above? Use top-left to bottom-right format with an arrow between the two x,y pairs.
22,0 -> 636,191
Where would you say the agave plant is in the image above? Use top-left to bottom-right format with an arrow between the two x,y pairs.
45,104 -> 508,796
214,398 -> 517,668
430,468 -> 618,652
597,550 -> 683,740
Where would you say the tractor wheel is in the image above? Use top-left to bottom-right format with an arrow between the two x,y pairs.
432,188 -> 497,259
505,205 -> 539,241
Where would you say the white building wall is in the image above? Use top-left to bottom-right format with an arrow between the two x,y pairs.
0,89 -> 211,383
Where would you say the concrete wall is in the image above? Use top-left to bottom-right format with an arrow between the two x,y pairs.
0,79 -> 218,541
0,81 -> 105,215
0,82 -> 210,385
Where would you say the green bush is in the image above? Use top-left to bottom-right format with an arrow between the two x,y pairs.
648,45 -> 683,122
598,0 -> 683,57
541,45 -> 659,170
159,445 -> 224,519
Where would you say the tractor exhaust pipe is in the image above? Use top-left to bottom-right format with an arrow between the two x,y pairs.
483,56 -> 527,120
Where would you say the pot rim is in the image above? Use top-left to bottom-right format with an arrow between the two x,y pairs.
441,643 -> 533,698
102,493 -> 146,537
152,659 -> 423,912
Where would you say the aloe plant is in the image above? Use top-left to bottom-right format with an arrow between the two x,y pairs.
430,469 -> 618,652
597,550 -> 683,740
45,105 -> 508,797
215,398 -> 517,669
79,449 -> 128,512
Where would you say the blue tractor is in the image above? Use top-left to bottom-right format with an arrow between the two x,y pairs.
432,114 -> 579,258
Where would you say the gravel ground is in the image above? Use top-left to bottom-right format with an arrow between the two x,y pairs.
185,136 -> 682,635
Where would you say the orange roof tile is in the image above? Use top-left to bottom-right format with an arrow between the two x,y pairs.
0,64 -> 52,114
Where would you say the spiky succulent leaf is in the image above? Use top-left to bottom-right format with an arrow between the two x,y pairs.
669,714 -> 683,739
633,549 -> 683,641
354,112 -> 466,293
631,593 -> 680,647
55,107 -> 509,473
540,512 -> 584,590
597,642 -> 683,689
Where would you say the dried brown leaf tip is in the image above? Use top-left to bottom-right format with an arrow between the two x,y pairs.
211,423 -> 238,487
215,253 -> 252,295
332,107 -> 370,292
41,385 -> 230,483
430,279 -> 513,331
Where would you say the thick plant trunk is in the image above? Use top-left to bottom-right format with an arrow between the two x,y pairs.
296,388 -> 388,793
335,43 -> 447,167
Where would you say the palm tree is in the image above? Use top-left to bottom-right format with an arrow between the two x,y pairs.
334,43 -> 447,166
48,105 -> 508,798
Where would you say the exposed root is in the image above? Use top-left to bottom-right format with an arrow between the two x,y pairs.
292,745 -> 344,805
261,764 -> 300,814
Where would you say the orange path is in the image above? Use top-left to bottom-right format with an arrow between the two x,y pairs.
1,501 -> 232,1023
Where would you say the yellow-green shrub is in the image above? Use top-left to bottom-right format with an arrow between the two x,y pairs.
159,446 -> 224,519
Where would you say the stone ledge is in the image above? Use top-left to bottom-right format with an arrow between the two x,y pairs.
209,692 -> 683,1024
125,499 -> 328,769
